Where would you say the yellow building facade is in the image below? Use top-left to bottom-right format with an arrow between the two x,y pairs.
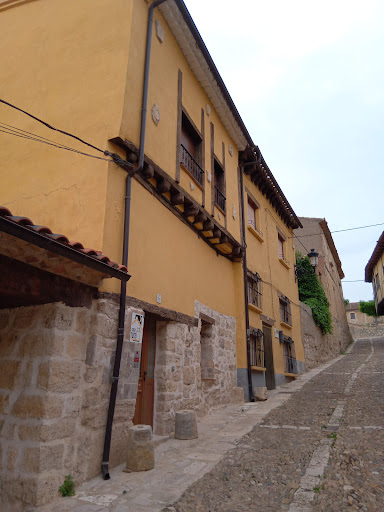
365,231 -> 384,316
0,0 -> 304,506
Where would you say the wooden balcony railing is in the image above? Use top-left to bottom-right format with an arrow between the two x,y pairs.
180,144 -> 204,186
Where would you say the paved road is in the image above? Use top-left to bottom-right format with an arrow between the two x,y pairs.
170,338 -> 384,512
36,338 -> 384,512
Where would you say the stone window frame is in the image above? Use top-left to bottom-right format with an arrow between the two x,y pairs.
350,312 -> 356,320
199,313 -> 216,381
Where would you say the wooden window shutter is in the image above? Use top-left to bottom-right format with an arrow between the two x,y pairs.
181,125 -> 196,158
248,199 -> 256,228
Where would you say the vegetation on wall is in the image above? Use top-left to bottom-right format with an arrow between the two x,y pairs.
296,253 -> 332,334
359,300 -> 377,317
344,298 -> 349,307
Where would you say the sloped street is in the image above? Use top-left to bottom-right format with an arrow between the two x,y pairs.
36,337 -> 384,512
169,337 -> 384,512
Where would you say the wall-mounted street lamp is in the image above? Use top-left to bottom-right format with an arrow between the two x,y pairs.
295,248 -> 319,282
307,248 -> 319,270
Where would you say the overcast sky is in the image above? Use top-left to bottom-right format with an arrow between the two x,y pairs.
185,0 -> 384,302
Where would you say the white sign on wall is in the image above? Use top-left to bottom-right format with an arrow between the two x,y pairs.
130,314 -> 144,343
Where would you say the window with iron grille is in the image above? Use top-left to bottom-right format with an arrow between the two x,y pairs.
180,112 -> 204,186
279,295 -> 292,326
281,336 -> 297,374
250,328 -> 264,367
214,159 -> 226,212
247,271 -> 263,310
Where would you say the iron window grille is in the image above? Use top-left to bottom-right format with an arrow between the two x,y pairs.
180,144 -> 204,186
250,328 -> 265,367
214,185 -> 226,212
280,334 -> 297,374
247,271 -> 263,309
279,295 -> 292,326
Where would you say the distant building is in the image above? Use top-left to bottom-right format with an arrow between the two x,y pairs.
365,231 -> 384,315
294,217 -> 351,365
345,302 -> 383,326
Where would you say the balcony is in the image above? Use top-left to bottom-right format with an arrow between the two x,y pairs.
180,144 -> 204,187
214,186 -> 226,212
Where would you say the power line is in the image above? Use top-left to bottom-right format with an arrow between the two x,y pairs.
0,127 -> 112,162
0,99 -> 133,170
292,222 -> 384,238
0,98 -> 104,154
342,280 -> 366,283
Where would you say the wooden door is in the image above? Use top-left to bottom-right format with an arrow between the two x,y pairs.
263,324 -> 276,390
133,315 -> 157,427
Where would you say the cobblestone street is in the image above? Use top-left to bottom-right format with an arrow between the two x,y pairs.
170,338 -> 384,512
36,338 -> 384,512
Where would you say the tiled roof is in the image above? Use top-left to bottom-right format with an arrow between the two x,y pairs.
365,231 -> 384,283
0,206 -> 129,286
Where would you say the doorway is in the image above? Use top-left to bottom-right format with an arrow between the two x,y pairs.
262,324 -> 275,390
133,314 -> 157,427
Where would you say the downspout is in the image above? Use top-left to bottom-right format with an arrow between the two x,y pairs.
239,165 -> 255,402
102,0 -> 169,480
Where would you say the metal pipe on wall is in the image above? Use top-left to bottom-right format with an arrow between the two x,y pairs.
102,0 -> 169,480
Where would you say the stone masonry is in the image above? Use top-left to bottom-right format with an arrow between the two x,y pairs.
300,301 -> 352,370
154,301 -> 243,436
0,299 -> 143,509
0,298 -> 243,509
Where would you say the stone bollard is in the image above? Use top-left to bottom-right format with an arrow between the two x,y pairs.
125,424 -> 154,472
175,410 -> 198,440
254,386 -> 268,401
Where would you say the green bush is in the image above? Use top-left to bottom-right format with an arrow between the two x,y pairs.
296,255 -> 332,334
359,300 -> 377,317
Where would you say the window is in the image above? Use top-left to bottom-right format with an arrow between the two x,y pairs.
278,234 -> 285,259
180,112 -> 204,186
350,312 -> 356,320
282,337 -> 297,374
250,328 -> 264,368
279,295 -> 292,326
247,271 -> 263,310
213,159 -> 226,212
200,323 -> 215,380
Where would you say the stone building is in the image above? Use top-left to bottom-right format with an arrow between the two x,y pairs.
0,0 -> 303,509
294,217 -> 351,368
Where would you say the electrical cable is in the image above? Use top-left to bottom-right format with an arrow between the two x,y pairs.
0,98 -> 104,154
0,100 -> 134,170
292,222 -> 384,238
0,127 -> 112,162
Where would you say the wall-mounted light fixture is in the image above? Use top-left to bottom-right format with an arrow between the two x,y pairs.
307,248 -> 319,270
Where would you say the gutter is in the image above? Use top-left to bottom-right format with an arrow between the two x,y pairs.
101,0 -> 169,480
239,165 -> 255,403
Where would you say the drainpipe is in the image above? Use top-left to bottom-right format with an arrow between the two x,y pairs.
102,0 -> 169,480
239,165 -> 255,402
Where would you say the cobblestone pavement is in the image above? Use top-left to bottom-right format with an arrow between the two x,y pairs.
36,338 -> 383,512
170,338 -> 384,512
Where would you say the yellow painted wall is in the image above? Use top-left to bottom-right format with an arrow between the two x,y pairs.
241,175 -> 305,375
119,0 -> 241,242
0,0 -> 133,250
373,254 -> 384,308
0,0 -> 302,386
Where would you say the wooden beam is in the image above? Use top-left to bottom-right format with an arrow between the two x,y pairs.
156,179 -> 171,194
142,164 -> 154,179
170,190 -> 184,205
